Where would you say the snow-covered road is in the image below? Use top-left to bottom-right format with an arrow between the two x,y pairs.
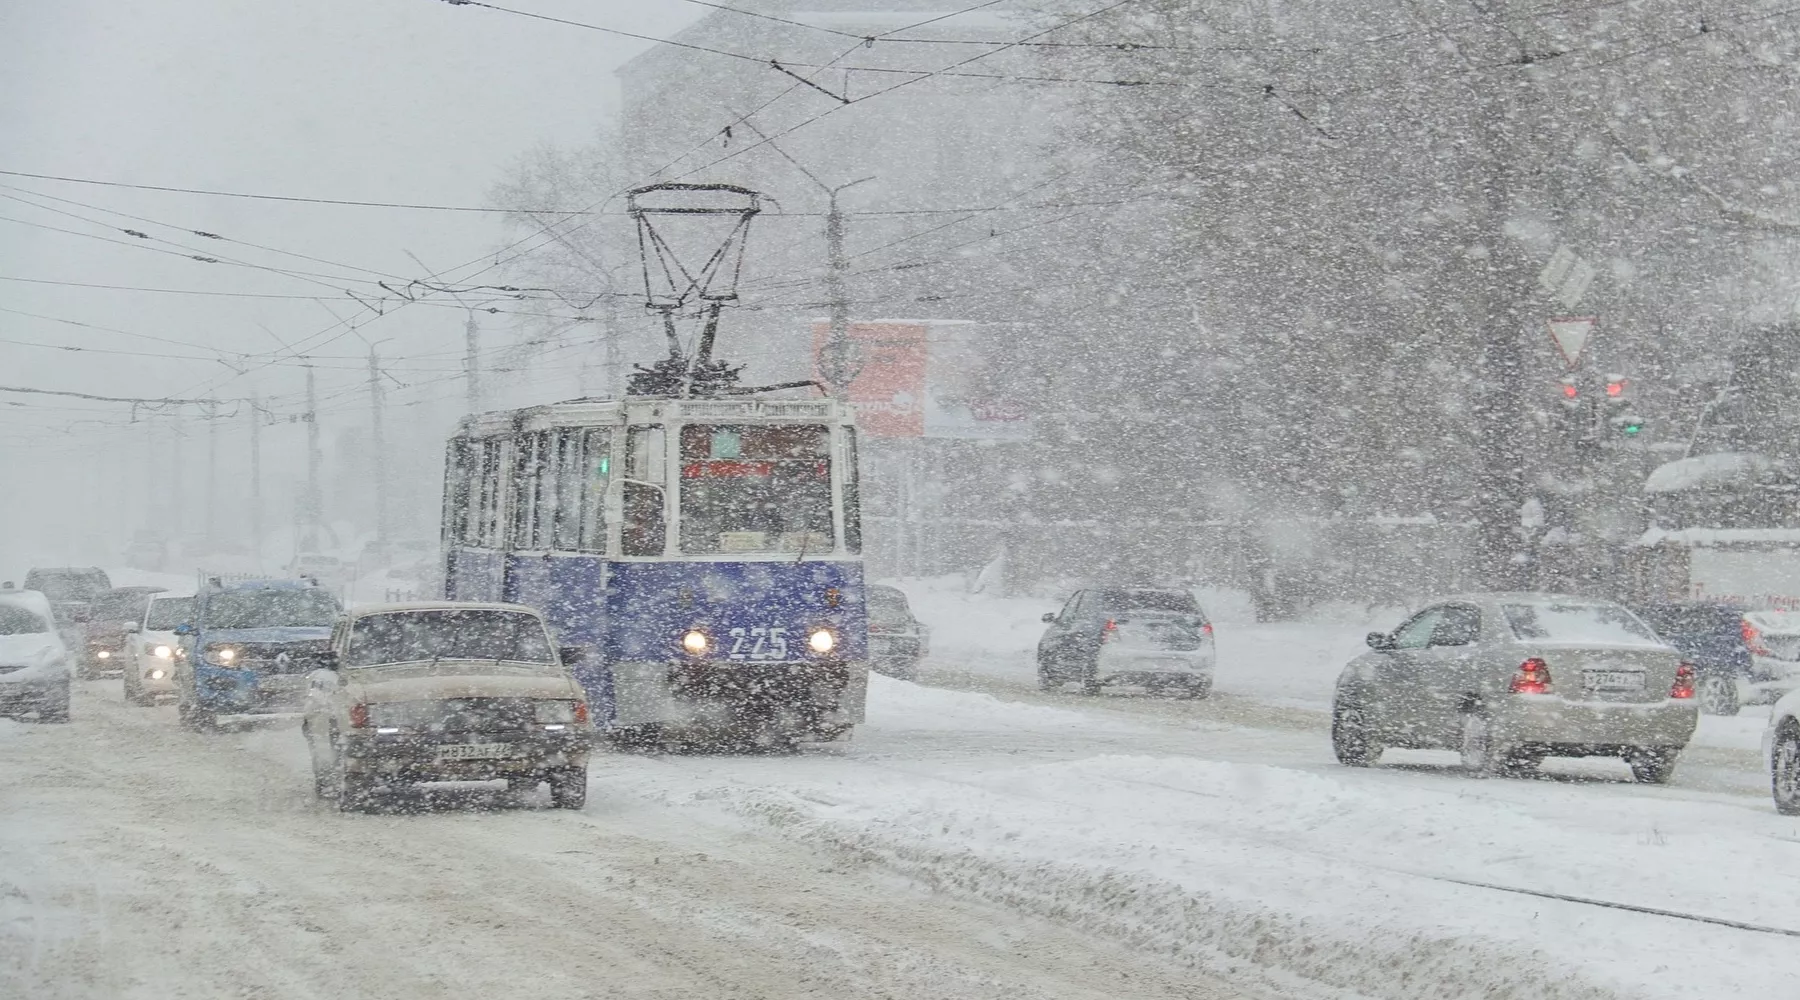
5,585 -> 1798,999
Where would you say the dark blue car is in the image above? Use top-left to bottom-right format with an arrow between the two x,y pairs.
1632,602 -> 1748,716
174,578 -> 342,729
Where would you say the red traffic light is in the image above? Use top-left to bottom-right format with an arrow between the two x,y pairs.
1562,383 -> 1579,399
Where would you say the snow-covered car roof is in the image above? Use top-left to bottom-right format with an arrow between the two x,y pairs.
345,601 -> 545,620
0,588 -> 56,623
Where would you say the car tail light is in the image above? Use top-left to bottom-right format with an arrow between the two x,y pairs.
1742,618 -> 1771,656
1201,622 -> 1215,637
573,701 -> 589,724
1670,662 -> 1696,700
1509,658 -> 1552,694
1101,619 -> 1119,643
348,703 -> 369,728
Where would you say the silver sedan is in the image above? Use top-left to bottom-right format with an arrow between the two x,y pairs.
1331,593 -> 1699,782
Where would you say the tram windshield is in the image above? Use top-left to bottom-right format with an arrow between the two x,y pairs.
679,424 -> 833,554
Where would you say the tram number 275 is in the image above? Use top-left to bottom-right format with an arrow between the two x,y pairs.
727,627 -> 788,661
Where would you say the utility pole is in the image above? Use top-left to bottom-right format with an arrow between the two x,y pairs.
205,399 -> 220,551
368,347 -> 390,550
249,392 -> 263,569
465,313 -> 481,415
169,413 -> 185,544
302,365 -> 322,553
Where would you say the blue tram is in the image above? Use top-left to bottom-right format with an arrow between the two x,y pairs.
440,395 -> 869,745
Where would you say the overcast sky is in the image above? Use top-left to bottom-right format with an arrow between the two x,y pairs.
0,0 -> 701,565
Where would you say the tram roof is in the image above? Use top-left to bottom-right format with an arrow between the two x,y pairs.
455,395 -> 850,438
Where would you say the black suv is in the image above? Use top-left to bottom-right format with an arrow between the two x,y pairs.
22,567 -> 113,630
1632,602 -> 1749,715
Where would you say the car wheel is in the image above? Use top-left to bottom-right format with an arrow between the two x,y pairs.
1332,701 -> 1383,767
1697,675 -> 1740,716
548,767 -> 587,810
1627,747 -> 1681,785
1773,722 -> 1800,816
1460,712 -> 1514,777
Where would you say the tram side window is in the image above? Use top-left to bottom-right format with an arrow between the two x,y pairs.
842,428 -> 862,555
464,438 -> 505,548
622,426 -> 666,557
510,432 -> 548,550
549,427 -> 611,553
679,424 -> 833,555
442,440 -> 471,547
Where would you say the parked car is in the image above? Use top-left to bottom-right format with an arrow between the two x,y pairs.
1739,610 -> 1800,707
174,577 -> 342,730
0,586 -> 72,722
1036,588 -> 1215,697
22,566 -> 112,632
1766,687 -> 1800,815
1332,594 -> 1699,782
122,592 -> 193,705
78,586 -> 165,679
302,602 -> 591,811
867,585 -> 929,680
1632,602 -> 1750,715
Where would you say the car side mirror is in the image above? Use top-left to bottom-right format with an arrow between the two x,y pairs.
172,623 -> 194,636
1366,631 -> 1395,651
559,645 -> 587,666
1041,613 -> 1058,623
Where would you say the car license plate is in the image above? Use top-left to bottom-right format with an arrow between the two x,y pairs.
437,743 -> 519,760
1584,670 -> 1644,692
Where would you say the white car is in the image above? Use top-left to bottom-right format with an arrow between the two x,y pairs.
1765,687 -> 1800,815
122,593 -> 193,706
0,587 -> 72,722
303,602 -> 592,812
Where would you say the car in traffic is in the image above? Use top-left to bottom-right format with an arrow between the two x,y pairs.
1739,609 -> 1800,707
302,602 -> 592,811
1332,594 -> 1699,782
1767,687 -> 1800,815
0,586 -> 72,722
1633,601 -> 1751,715
23,566 -> 112,634
78,586 -> 165,679
122,592 -> 193,705
866,584 -> 930,680
1036,588 -> 1215,697
173,577 -> 343,729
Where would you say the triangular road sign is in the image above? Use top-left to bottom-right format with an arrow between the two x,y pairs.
1547,317 -> 1597,369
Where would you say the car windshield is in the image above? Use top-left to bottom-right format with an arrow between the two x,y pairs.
345,609 -> 555,666
144,596 -> 194,630
1502,603 -> 1664,647
0,605 -> 50,635
201,590 -> 341,629
677,424 -> 833,555
93,591 -> 159,623
867,588 -> 911,624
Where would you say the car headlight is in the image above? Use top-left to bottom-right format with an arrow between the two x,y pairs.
149,668 -> 167,680
203,644 -> 241,667
682,630 -> 709,655
152,645 -> 173,659
96,650 -> 111,659
808,629 -> 836,654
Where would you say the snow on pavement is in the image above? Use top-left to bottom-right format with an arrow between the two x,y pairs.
613,675 -> 1800,1000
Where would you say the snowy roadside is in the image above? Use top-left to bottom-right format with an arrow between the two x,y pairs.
608,676 -> 1800,1000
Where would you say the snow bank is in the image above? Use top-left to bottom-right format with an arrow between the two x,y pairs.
695,750 -> 1799,1000
1643,452 -> 1782,494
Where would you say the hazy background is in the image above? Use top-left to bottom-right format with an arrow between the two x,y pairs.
0,0 -> 701,576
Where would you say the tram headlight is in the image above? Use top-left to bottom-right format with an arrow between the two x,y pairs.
682,630 -> 709,655
807,629 -> 836,654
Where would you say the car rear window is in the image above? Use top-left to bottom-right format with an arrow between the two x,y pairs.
1502,603 -> 1664,647
1094,590 -> 1200,614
